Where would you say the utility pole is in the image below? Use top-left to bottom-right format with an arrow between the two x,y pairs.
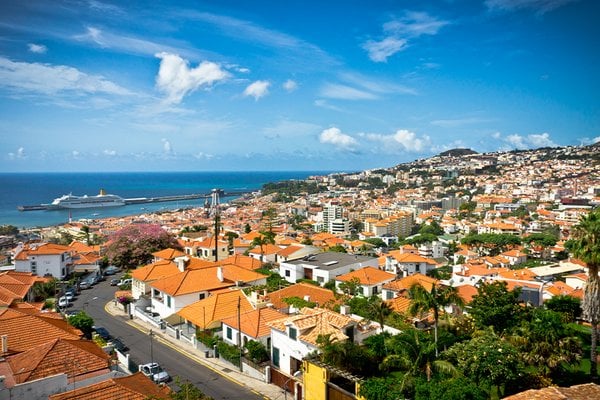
149,329 -> 154,365
237,295 -> 242,372
212,189 -> 220,262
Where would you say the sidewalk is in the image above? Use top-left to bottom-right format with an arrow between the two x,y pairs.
105,301 -> 285,400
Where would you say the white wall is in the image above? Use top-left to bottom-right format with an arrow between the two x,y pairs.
270,328 -> 314,375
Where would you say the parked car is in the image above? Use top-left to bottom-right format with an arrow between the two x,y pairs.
63,292 -> 74,302
109,337 -> 129,353
92,326 -> 110,340
110,278 -> 119,286
104,266 -> 120,275
79,281 -> 91,290
139,362 -> 170,383
118,278 -> 132,287
58,296 -> 70,308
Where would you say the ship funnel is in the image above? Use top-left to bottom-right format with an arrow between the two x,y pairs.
99,188 -> 106,196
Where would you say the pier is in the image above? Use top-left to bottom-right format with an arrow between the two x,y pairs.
17,190 -> 252,211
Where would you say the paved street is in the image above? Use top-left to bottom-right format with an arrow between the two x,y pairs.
69,276 -> 266,400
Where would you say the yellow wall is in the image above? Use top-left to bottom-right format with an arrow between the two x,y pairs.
303,360 -> 329,400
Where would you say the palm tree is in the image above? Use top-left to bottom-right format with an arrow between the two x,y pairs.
569,209 -> 600,380
408,283 -> 465,357
80,225 -> 91,245
250,232 -> 275,262
369,297 -> 393,333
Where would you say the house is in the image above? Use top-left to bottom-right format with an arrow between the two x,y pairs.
276,245 -> 321,263
0,271 -> 45,305
147,265 -> 266,319
267,308 -> 358,376
215,254 -> 264,270
259,283 -> 338,314
221,307 -> 287,349
176,289 -> 255,337
181,237 -> 229,261
13,243 -> 73,279
382,273 -> 439,301
152,248 -> 186,262
130,259 -> 180,300
335,267 -> 396,297
0,338 -> 114,399
501,249 -> 528,266
47,372 -> 171,400
279,252 -> 379,286
248,243 -> 282,263
382,250 -> 438,277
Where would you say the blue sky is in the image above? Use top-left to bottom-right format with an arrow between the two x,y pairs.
0,0 -> 598,172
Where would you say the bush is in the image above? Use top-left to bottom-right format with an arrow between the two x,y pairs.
197,330 -> 219,348
217,341 -> 241,366
244,340 -> 269,363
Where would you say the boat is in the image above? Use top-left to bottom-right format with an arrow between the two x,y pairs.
44,189 -> 126,209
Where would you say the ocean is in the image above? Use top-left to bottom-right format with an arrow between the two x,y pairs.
0,171 -> 327,229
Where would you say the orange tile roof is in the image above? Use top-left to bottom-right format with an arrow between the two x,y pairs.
48,372 -> 171,400
221,307 -> 287,339
456,285 -> 478,303
383,273 -> 439,293
7,338 -> 110,385
131,260 -> 180,282
386,250 -> 438,265
503,383 -> 600,400
335,267 -> 396,285
248,243 -> 281,255
177,289 -> 254,329
498,268 -> 537,281
0,308 -> 82,355
152,248 -> 186,260
277,245 -> 305,257
215,254 -> 264,270
387,296 -> 411,314
263,283 -> 337,310
15,243 -> 71,260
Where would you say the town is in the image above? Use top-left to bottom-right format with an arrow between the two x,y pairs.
1,143 -> 600,400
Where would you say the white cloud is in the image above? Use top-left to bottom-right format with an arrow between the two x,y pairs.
314,99 -> 345,112
283,79 -> 298,92
103,149 -> 117,156
8,147 -> 26,160
161,138 -> 172,153
0,57 -> 131,96
363,11 -> 448,62
362,37 -> 408,63
28,43 -> 47,54
362,129 -> 431,152
430,117 -> 494,128
194,152 -> 214,160
155,52 -> 229,104
319,127 -> 357,149
243,80 -> 270,100
320,83 -> 378,100
484,0 -> 577,14
496,131 -> 557,149
72,150 -> 81,159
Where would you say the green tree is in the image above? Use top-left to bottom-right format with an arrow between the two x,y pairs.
169,378 -> 214,399
0,225 -> 18,235
67,311 -> 94,338
244,340 -> 269,363
359,376 -> 404,400
415,376 -> 488,400
250,232 -> 275,261
224,231 -> 239,253
469,281 -> 524,333
363,238 -> 387,248
545,295 -> 582,323
32,278 -> 57,301
368,297 -> 393,333
338,277 -> 362,296
419,221 -> 443,236
408,283 -> 464,356
567,209 -> 600,380
80,225 -> 91,245
244,223 -> 251,234
444,331 -> 524,397
328,244 -> 347,253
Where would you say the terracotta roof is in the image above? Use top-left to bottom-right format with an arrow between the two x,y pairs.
68,241 -> 99,255
6,338 -> 110,385
215,254 -> 264,270
386,250 -> 438,265
248,243 -> 282,255
176,289 -> 254,329
456,285 -> 478,303
383,273 -> 439,293
150,265 -> 266,297
152,248 -> 186,260
221,307 -> 287,339
335,267 -> 396,285
15,243 -> 71,260
49,372 -> 171,400
387,296 -> 411,313
503,383 -> 600,400
268,307 -> 354,346
263,283 -> 337,310
277,245 -> 305,257
0,308 -> 82,355
131,260 -> 180,282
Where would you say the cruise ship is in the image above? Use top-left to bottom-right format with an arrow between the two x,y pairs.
44,189 -> 126,209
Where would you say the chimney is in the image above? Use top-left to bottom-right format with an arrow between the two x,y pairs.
1,335 -> 7,354
303,295 -> 310,302
217,267 -> 224,282
175,256 -> 189,272
340,305 -> 350,315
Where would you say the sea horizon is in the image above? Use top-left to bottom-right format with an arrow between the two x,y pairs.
0,170 -> 334,229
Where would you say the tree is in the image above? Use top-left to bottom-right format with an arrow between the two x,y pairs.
67,311 -> 94,338
567,209 -> 600,380
80,225 -> 91,245
32,278 -> 57,301
0,225 -> 19,235
338,277 -> 362,296
224,231 -> 239,253
359,376 -> 405,400
469,281 -> 524,333
368,297 -> 393,333
545,295 -> 582,323
104,224 -> 181,270
444,331 -> 524,397
244,223 -> 251,234
250,232 -> 275,261
169,378 -> 214,400
408,283 -> 464,357
244,340 -> 269,363
328,244 -> 347,253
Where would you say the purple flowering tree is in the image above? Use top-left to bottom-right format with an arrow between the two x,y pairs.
104,224 -> 181,270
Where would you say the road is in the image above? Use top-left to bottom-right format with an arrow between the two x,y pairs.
69,276 -> 264,400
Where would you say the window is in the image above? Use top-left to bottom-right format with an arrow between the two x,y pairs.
289,327 -> 297,340
226,326 -> 232,340
373,286 -> 378,294
199,293 -> 206,300
30,261 -> 37,274
166,296 -> 172,308
272,347 -> 280,367
285,270 -> 290,277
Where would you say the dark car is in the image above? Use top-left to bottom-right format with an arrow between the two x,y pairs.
110,337 -> 129,353
104,266 -> 120,275
110,278 -> 119,286
92,326 -> 110,340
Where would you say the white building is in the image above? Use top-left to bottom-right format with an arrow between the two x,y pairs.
14,243 -> 73,279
